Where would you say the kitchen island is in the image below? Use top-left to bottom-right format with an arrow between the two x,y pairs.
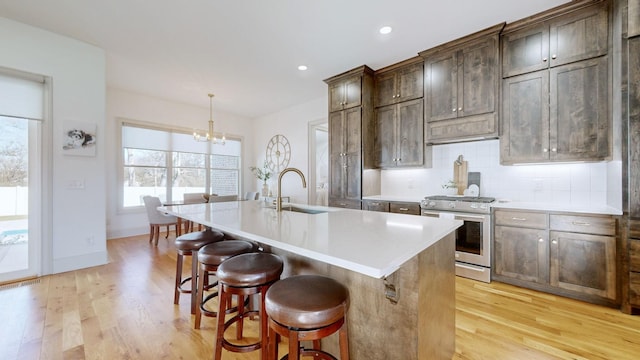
161,200 -> 462,360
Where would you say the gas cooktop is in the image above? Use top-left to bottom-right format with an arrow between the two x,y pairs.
424,195 -> 496,203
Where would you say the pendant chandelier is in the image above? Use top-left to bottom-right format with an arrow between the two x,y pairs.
193,93 -> 225,144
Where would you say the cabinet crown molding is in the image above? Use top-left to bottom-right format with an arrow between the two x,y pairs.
418,22 -> 505,57
502,0 -> 608,34
323,65 -> 374,84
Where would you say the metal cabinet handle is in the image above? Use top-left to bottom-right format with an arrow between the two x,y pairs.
543,57 -> 548,62
452,108 -> 457,112
543,148 -> 549,153
551,54 -> 557,59
551,239 -> 558,244
399,208 -> 409,211
551,148 -> 557,152
538,238 -> 544,243
458,107 -> 462,111
371,202 -> 380,206
511,217 -> 527,221
572,221 -> 590,226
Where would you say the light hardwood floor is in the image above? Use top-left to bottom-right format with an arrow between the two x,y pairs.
1,233 -> 639,359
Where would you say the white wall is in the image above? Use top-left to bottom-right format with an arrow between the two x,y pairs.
0,17 -> 107,273
106,89 -> 255,238
252,97 -> 327,203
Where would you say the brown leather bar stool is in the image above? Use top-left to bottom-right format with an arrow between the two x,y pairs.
194,240 -> 255,329
214,252 -> 284,360
174,228 -> 225,314
265,275 -> 350,360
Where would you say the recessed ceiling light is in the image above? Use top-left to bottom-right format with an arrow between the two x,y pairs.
379,26 -> 392,35
298,65 -> 308,71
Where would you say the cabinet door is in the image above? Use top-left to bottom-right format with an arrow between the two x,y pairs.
631,38 -> 640,218
549,231 -> 616,300
343,76 -> 362,110
328,112 -> 345,199
396,63 -> 424,103
458,37 -> 498,118
329,82 -> 346,113
344,108 -> 362,200
345,152 -> 361,201
502,25 -> 549,77
425,52 -> 458,122
397,99 -> 424,166
375,71 -> 397,108
389,202 -> 420,215
550,57 -> 609,161
501,71 -> 550,164
374,105 -> 396,168
549,3 -> 608,68
494,226 -> 548,283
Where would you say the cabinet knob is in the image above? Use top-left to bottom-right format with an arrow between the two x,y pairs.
538,238 -> 544,243
551,54 -> 557,60
551,148 -> 557,152
551,239 -> 558,244
452,108 -> 457,112
397,158 -> 401,162
543,57 -> 548,62
396,93 -> 400,97
392,95 -> 396,98
543,148 -> 549,153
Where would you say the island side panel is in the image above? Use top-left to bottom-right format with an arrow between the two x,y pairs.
269,231 -> 455,360
418,232 -> 456,360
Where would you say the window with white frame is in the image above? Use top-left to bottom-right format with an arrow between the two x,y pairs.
121,122 -> 241,208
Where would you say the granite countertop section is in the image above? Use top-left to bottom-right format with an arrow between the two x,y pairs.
491,201 -> 622,216
160,201 -> 462,279
362,195 -> 423,203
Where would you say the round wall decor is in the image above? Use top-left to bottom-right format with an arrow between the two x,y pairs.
266,134 -> 291,173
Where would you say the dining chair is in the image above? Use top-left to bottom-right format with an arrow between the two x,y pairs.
208,194 -> 239,203
243,191 -> 259,200
182,193 -> 206,232
142,195 -> 179,245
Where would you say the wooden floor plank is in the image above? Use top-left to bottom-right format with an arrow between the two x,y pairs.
1,233 -> 639,359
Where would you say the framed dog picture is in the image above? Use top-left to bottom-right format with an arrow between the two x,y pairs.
62,120 -> 96,156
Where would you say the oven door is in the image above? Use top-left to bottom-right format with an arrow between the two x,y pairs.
421,209 -> 491,281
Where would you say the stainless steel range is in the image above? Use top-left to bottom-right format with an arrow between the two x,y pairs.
420,195 -> 495,282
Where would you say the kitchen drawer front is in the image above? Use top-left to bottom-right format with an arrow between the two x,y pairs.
549,214 -> 615,236
363,200 -> 390,212
629,219 -> 640,239
630,239 -> 640,272
329,198 -> 362,210
630,272 -> 640,306
494,209 -> 548,229
390,202 -> 420,215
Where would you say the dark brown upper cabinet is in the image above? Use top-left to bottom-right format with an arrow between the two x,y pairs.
374,58 -> 424,108
502,1 -> 608,78
328,75 -> 363,113
419,23 -> 504,144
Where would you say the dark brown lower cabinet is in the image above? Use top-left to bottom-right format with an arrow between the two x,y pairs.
493,209 -> 618,306
362,199 -> 420,215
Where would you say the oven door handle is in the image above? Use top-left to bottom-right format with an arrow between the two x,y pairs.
454,214 -> 487,222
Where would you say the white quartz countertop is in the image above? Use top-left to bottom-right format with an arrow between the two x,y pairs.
160,201 -> 462,279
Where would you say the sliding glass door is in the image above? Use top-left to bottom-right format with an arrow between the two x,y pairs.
0,70 -> 44,283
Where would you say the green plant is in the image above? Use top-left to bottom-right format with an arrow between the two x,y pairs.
249,163 -> 271,183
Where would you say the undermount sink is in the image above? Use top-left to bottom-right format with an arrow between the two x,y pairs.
282,206 -> 328,214
265,204 -> 328,214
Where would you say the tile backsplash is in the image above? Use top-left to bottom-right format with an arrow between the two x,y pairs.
381,139 -> 621,209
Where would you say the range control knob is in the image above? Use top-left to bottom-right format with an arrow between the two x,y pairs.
448,202 -> 456,209
428,201 -> 436,207
470,203 -> 478,209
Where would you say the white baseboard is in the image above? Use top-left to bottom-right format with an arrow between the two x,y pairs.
53,250 -> 108,274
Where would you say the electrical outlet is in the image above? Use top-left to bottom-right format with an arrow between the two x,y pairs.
533,178 -> 543,191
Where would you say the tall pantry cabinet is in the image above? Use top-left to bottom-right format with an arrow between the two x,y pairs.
324,66 -> 375,209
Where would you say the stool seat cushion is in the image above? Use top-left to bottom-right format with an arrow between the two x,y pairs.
217,253 -> 283,287
198,240 -> 254,265
265,275 -> 349,329
175,228 -> 225,251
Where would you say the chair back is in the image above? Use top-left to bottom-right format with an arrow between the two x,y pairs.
142,195 -> 177,225
243,191 -> 259,200
183,192 -> 206,204
208,194 -> 239,203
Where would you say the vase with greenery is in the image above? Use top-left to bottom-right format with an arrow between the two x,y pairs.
250,163 -> 272,197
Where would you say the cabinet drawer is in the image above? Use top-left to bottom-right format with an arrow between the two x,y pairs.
390,202 -> 420,215
494,210 -> 547,229
631,239 -> 640,272
363,200 -> 390,212
550,214 -> 615,236
630,272 -> 640,306
629,219 -> 640,239
329,198 -> 361,210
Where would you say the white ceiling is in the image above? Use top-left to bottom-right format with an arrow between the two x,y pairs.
0,0 -> 570,118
